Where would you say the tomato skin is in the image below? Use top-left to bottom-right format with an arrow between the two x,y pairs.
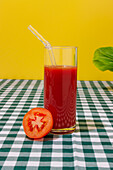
23,108 -> 53,139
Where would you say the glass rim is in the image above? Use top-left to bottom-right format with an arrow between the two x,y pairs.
45,46 -> 78,49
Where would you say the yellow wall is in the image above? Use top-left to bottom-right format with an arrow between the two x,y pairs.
0,0 -> 113,80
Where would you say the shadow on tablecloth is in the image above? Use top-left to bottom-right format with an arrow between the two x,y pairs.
75,119 -> 105,132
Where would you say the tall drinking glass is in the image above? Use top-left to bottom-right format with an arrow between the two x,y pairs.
44,46 -> 77,134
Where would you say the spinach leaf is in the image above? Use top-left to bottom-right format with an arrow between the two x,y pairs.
93,47 -> 113,71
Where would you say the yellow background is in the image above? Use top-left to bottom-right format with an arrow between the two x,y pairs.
0,0 -> 113,80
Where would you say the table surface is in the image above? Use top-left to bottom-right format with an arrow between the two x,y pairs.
0,79 -> 113,170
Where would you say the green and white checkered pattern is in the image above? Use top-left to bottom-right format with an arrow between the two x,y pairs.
0,79 -> 113,169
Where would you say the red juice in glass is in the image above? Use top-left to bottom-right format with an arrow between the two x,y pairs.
44,65 -> 77,134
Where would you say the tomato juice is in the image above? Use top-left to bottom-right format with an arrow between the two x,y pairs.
44,65 -> 77,132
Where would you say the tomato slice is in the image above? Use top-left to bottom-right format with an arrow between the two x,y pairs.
23,108 -> 53,139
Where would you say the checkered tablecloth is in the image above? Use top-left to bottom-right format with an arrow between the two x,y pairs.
0,79 -> 113,170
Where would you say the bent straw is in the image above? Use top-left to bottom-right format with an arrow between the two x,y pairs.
28,25 -> 56,65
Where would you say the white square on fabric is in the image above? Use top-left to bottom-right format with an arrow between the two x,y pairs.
94,153 -> 106,158
51,161 -> 63,167
12,144 -> 22,148
73,152 -> 84,157
3,161 -> 16,166
93,145 -> 103,150
51,152 -> 63,157
15,137 -> 25,141
0,137 -> 6,141
8,152 -> 20,157
90,137 -> 100,142
32,144 -> 43,149
2,131 -> 9,135
27,161 -> 40,167
3,126 -> 12,129
75,160 -> 86,167
52,144 -> 62,149
30,152 -> 42,157
97,162 -> 109,168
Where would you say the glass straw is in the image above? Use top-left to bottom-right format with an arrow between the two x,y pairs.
28,25 -> 56,65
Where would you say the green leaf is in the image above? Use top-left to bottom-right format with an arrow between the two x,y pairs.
93,47 -> 113,71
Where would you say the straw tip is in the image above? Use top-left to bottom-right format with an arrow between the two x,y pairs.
28,25 -> 32,29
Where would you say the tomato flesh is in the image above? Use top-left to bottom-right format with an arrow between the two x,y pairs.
23,108 -> 53,139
